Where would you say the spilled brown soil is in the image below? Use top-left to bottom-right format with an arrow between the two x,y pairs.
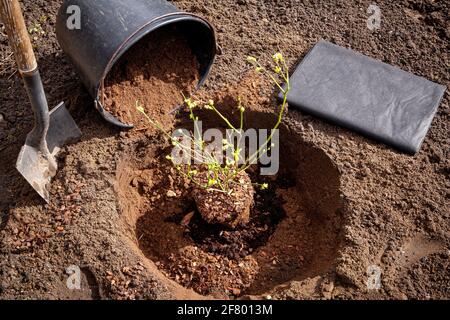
0,0 -> 449,300
103,25 -> 200,131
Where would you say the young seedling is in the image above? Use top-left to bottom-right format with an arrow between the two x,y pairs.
137,53 -> 291,227
28,18 -> 46,42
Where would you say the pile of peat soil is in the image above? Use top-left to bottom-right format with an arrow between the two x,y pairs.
1,0 -> 448,301
102,25 -> 200,131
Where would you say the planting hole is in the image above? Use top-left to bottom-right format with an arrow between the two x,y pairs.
116,104 -> 344,298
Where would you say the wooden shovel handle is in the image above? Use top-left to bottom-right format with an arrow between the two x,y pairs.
0,0 -> 37,74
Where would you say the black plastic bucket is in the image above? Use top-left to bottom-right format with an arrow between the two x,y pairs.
56,0 -> 216,128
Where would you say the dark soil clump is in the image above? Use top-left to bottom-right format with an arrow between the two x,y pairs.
192,169 -> 254,228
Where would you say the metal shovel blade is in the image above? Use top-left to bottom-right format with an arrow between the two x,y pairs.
16,102 -> 81,202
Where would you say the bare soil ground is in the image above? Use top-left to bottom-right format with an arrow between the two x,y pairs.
0,0 -> 449,300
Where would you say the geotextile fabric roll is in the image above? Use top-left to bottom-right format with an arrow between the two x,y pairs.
283,40 -> 446,154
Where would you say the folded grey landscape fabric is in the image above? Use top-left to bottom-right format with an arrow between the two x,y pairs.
284,40 -> 446,154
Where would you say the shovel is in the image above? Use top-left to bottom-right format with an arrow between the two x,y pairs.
0,0 -> 81,202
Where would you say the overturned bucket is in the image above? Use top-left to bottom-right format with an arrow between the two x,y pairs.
56,0 -> 216,128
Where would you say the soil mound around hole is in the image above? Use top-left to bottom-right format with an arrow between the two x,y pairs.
192,169 -> 255,228
103,25 -> 200,131
116,102 -> 344,298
